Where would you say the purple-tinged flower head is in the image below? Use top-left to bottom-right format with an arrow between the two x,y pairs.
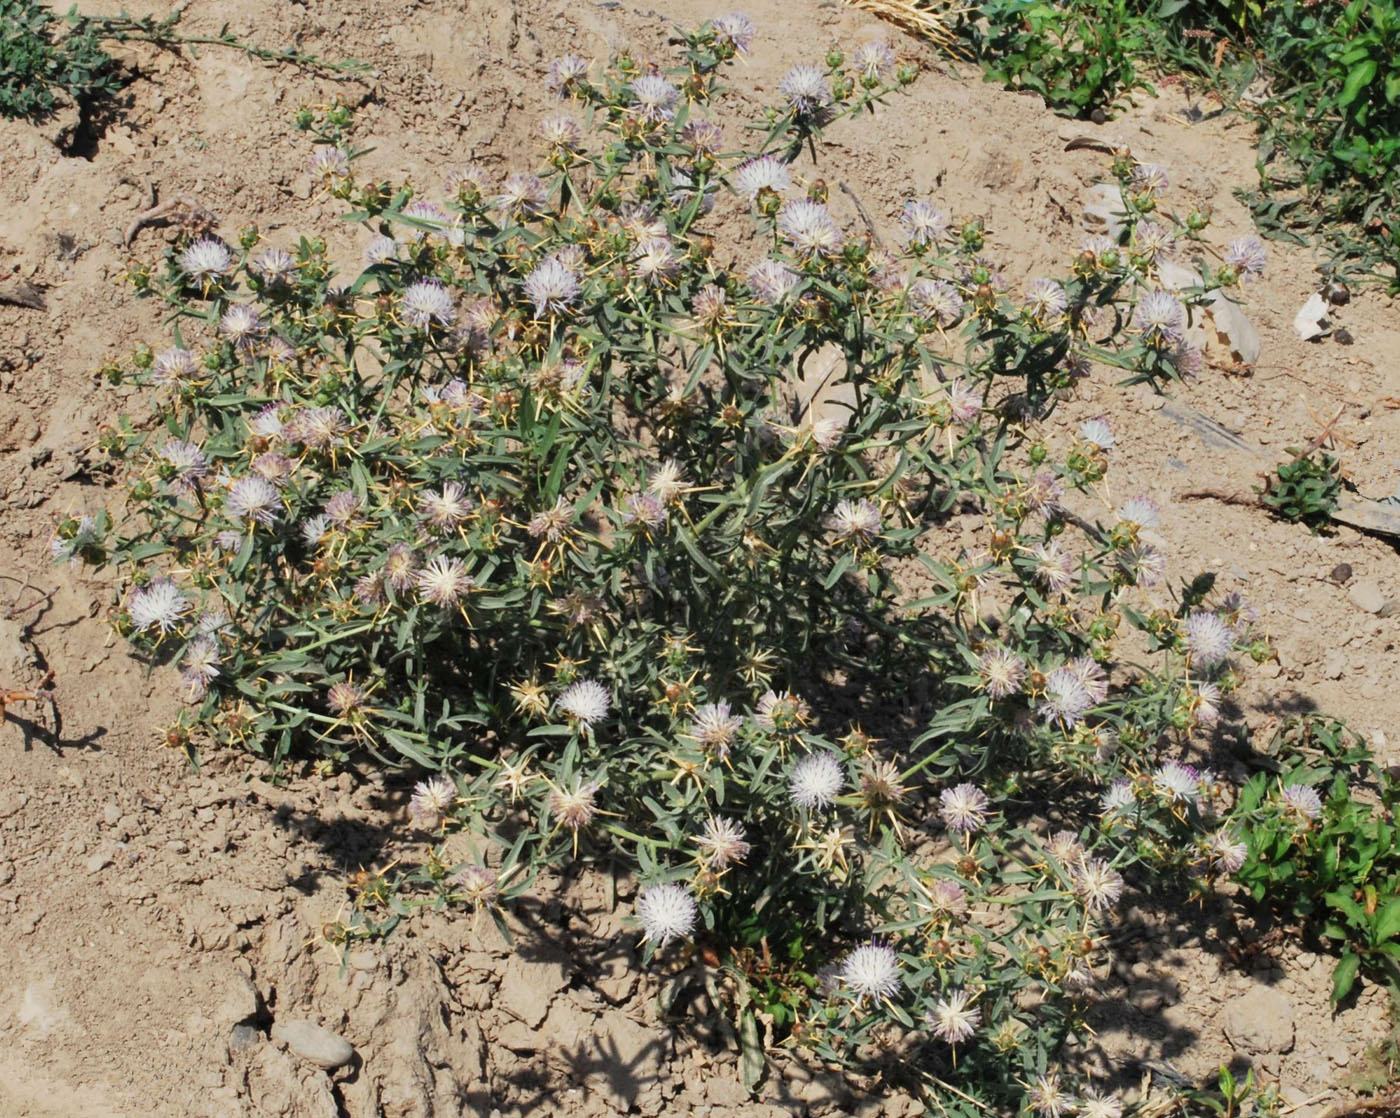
179,634 -> 221,699
420,481 -> 473,531
789,751 -> 844,810
685,701 -> 742,757
1134,290 -> 1187,346
151,346 -> 198,388
1204,830 -> 1247,874
557,679 -> 611,727
800,412 -> 848,454
415,555 -> 475,608
977,646 -> 1025,699
1183,610 -> 1233,668
308,146 -> 350,181
1153,760 -> 1200,803
443,163 -> 491,200
679,118 -> 725,155
839,942 -> 902,1000
128,577 -> 190,636
924,878 -> 968,918
778,199 -> 842,257
1023,278 -> 1068,321
49,514 -> 98,565
323,490 -> 362,526
300,514 -> 330,547
226,475 -> 280,526
900,199 -> 948,248
1073,858 -> 1125,911
247,405 -> 284,441
326,680 -> 368,717
859,759 -> 907,809
159,439 -> 208,495
286,406 -> 349,452
853,40 -> 896,80
452,864 -> 499,907
538,114 -> 583,150
523,254 -> 581,318
547,53 -> 590,98
1282,783 -> 1323,820
756,689 -> 810,732
907,278 -> 963,326
1101,779 -> 1136,818
1116,542 -> 1167,588
733,155 -> 791,200
939,782 -> 990,833
1116,495 -> 1160,529
1079,417 -> 1115,449
621,490 -> 667,531
251,452 -> 293,487
827,498 -> 882,545
1131,220 -> 1175,266
1029,1071 -> 1073,1118
1225,236 -> 1267,278
219,304 -> 264,349
1193,679 -> 1222,725
251,247 -> 296,286
495,173 -> 548,219
711,11 -> 756,54
1030,541 -> 1076,596
353,572 -> 386,607
383,543 -> 417,592
550,780 -> 599,833
1025,469 -> 1065,516
630,74 -> 680,124
213,530 -> 243,552
636,883 -> 697,945
945,380 -> 983,425
409,774 -> 456,828
1130,163 -> 1169,192
527,496 -> 574,543
746,258 -> 800,304
696,816 -> 751,868
179,237 -> 232,282
927,989 -> 980,1045
1068,655 -> 1108,704
398,200 -> 458,246
631,236 -> 681,287
402,280 -> 456,329
1081,233 -> 1119,260
1078,1089 -> 1124,1118
1040,666 -> 1094,728
1169,338 -> 1205,378
778,64 -> 830,117
690,283 -> 729,330
1046,829 -> 1085,865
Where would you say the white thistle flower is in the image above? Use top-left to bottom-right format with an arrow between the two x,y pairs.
636,882 -> 697,945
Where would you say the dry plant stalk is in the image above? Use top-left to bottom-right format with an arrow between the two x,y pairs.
842,0 -> 964,53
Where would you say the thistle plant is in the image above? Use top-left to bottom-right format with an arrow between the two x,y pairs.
65,15 -> 1281,1114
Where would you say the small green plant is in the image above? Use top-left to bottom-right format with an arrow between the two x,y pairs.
0,0 -> 122,119
1257,446 -> 1342,529
960,0 -> 1153,119
1230,716 -> 1400,1003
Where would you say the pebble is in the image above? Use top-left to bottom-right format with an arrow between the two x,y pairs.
85,852 -> 112,873
1224,985 -> 1295,1055
1348,579 -> 1389,615
271,1020 -> 355,1070
228,1023 -> 261,1054
102,803 -> 122,826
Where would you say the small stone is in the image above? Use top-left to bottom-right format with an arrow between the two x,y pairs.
1348,579 -> 1388,614
228,1023 -> 262,1054
271,1020 -> 355,1070
166,839 -> 189,854
1224,985 -> 1295,1055
85,852 -> 112,873
1329,563 -> 1353,585
346,949 -> 378,972
103,803 -> 122,826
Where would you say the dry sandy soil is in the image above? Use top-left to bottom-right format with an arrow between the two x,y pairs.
2,0 -> 1400,1115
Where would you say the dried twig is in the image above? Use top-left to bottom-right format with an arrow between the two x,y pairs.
123,184 -> 218,248
841,0 -> 964,52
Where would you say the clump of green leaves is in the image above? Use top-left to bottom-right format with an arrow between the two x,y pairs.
1258,446 -> 1341,529
958,0 -> 1153,119
0,0 -> 122,119
1231,716 -> 1400,1004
